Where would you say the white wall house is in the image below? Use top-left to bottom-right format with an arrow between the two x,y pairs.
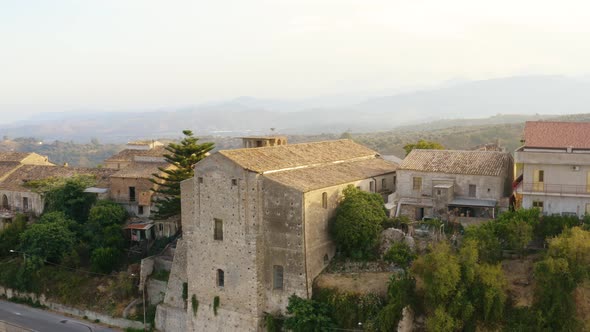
514,121 -> 590,217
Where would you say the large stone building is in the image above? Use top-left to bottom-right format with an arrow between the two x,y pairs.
514,121 -> 590,217
391,149 -> 513,221
163,139 -> 397,331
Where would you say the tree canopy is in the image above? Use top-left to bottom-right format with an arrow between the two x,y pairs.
403,139 -> 444,155
150,130 -> 214,220
330,185 -> 386,259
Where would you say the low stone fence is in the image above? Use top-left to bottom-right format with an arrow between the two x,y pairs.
0,286 -> 147,330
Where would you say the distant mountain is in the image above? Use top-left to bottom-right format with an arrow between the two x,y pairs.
1,75 -> 589,142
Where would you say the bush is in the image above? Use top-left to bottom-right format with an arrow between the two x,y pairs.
285,294 -> 335,332
90,247 -> 120,273
383,242 -> 415,268
536,215 -> 579,239
0,214 -> 27,259
331,186 -> 386,259
20,221 -> 75,263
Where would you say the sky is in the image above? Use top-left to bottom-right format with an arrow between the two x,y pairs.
1,0 -> 590,123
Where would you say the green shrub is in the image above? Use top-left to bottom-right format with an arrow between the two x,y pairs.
264,312 -> 284,332
20,222 -> 75,263
213,296 -> 220,316
331,186 -> 386,259
90,247 -> 120,273
151,269 -> 170,282
285,294 -> 335,332
383,242 -> 415,268
191,294 -> 199,316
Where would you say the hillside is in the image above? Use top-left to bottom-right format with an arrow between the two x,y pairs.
2,75 -> 590,142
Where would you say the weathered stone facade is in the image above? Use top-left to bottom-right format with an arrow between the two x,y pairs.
175,140 -> 397,331
392,150 -> 513,220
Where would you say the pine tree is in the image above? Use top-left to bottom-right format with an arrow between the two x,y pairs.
150,130 -> 214,220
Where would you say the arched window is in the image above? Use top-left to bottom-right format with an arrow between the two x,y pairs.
2,194 -> 8,209
217,269 -> 225,287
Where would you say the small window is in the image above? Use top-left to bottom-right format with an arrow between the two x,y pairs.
214,218 -> 223,240
198,177 -> 203,184
217,269 -> 225,287
538,170 -> 544,182
437,189 -> 442,196
129,187 -> 136,202
231,179 -> 238,186
413,177 -> 422,191
370,181 -> 375,192
159,223 -> 163,231
381,178 -> 387,189
322,192 -> 328,209
469,184 -> 476,198
273,265 -> 284,290
393,175 -> 397,185
22,197 -> 29,211
138,205 -> 144,215
533,201 -> 544,212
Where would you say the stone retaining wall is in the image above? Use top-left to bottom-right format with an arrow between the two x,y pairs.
0,287 -> 146,330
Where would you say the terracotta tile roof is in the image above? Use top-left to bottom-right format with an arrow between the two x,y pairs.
265,158 -> 398,192
400,150 -> 511,177
218,140 -> 378,173
105,146 -> 167,162
0,152 -> 35,162
524,121 -> 590,149
0,165 -> 116,191
110,162 -> 170,179
0,162 -> 22,179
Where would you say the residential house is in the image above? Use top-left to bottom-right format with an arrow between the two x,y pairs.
103,140 -> 165,170
167,139 -> 397,331
0,165 -> 114,228
392,149 -> 513,221
514,121 -> 590,217
109,161 -> 172,219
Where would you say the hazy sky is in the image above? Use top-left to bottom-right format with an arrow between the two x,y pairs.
2,0 -> 590,122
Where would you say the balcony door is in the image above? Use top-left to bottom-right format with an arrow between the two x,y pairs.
533,169 -> 544,192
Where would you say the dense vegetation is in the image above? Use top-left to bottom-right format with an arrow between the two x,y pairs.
0,177 -> 129,293
278,209 -> 590,332
330,186 -> 387,259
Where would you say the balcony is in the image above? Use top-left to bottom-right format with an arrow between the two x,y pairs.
517,182 -> 590,196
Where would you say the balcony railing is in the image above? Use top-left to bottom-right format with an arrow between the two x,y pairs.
518,182 -> 590,195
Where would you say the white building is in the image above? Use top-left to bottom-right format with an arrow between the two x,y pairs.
514,121 -> 590,217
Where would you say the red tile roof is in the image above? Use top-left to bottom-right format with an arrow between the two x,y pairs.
524,121 -> 590,149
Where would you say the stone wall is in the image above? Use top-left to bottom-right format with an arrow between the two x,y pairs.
187,154 -> 260,331
155,239 -> 188,332
0,191 -> 44,217
0,287 -> 146,330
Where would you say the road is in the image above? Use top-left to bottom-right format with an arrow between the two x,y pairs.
0,300 -> 118,332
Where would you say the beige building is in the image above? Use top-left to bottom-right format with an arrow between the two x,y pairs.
514,121 -> 590,217
103,141 -> 165,170
173,139 -> 397,331
391,149 -> 513,221
109,161 -> 172,219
